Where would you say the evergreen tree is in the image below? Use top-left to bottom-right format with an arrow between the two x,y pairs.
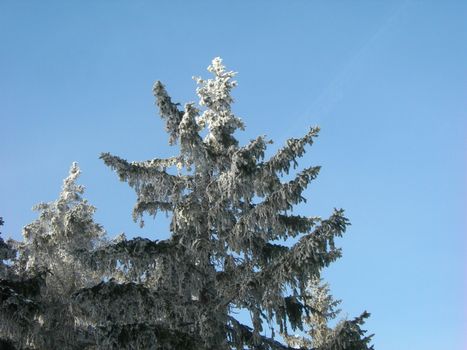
282,276 -> 373,350
0,164 -> 105,349
0,217 -> 16,279
98,57 -> 373,349
0,58 -> 373,349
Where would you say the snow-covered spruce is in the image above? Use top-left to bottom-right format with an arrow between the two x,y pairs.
0,58 -> 373,349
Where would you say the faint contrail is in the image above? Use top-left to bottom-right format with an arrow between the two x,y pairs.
284,0 -> 411,137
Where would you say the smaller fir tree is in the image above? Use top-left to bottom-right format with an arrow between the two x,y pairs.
0,163 -> 105,349
282,275 -> 373,350
0,217 -> 16,279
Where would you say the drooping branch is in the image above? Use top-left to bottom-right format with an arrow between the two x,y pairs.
78,237 -> 178,280
316,311 -> 374,350
213,136 -> 274,203
229,166 -> 321,248
264,126 -> 320,175
215,210 -> 348,337
259,209 -> 348,291
100,153 -> 192,192
153,81 -> 184,145
72,280 -> 188,325
101,153 -> 194,223
227,316 -> 298,350
261,166 -> 321,211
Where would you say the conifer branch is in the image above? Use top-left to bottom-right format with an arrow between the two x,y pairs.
265,126 -> 320,175
153,81 -> 184,145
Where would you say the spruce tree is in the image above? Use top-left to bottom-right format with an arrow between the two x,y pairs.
98,57 -> 373,349
0,58 -> 373,349
1,164 -> 106,349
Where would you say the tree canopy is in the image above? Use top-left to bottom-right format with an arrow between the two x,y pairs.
0,58 -> 373,349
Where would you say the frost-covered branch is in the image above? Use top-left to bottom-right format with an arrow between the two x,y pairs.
264,126 -> 320,175
153,81 -> 184,145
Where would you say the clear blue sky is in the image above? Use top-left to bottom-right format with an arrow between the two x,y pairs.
1,1 -> 465,349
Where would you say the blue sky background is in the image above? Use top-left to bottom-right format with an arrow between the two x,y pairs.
1,1 -> 466,348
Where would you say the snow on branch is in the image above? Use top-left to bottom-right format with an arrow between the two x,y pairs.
153,81 -> 184,145
265,126 -> 320,175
